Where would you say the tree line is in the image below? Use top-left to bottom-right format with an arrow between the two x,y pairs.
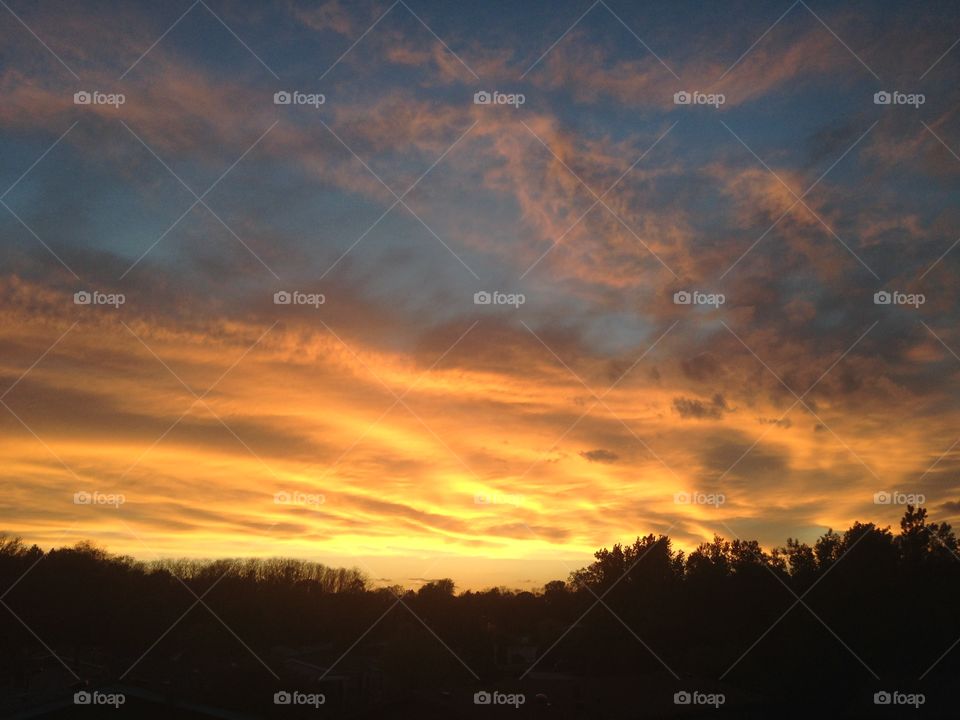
1,506 -> 958,715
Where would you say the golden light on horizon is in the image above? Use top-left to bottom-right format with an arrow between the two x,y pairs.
1,294 -> 951,590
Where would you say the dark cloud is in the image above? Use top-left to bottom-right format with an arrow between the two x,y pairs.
758,417 -> 792,428
673,393 -> 729,420
939,501 -> 960,514
0,374 -> 338,464
699,430 -> 790,481
579,449 -> 619,464
681,353 -> 722,382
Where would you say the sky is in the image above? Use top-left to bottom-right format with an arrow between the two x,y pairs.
1,0 -> 959,591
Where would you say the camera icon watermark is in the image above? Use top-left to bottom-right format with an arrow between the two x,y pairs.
73,90 -> 125,108
273,290 -> 325,308
273,690 -> 325,707
74,290 -> 125,308
473,90 -> 525,108
74,491 -> 125,508
673,290 -> 725,308
873,290 -> 924,308
674,90 -> 725,108
473,290 -> 525,308
274,90 -> 325,108
674,491 -> 725,508
673,690 -> 725,708
873,490 -> 925,506
74,690 -> 125,707
873,690 -> 924,708
473,690 -> 525,707
274,490 -> 325,508
873,91 -> 924,108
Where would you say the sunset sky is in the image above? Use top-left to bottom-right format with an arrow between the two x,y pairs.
1,0 -> 959,590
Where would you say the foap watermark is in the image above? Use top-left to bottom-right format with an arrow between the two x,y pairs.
874,491 -> 925,506
274,90 -> 325,108
674,690 -> 725,708
274,690 -> 326,707
474,90 -> 525,108
674,491 -> 725,508
274,491 -> 325,508
873,290 -> 924,308
474,290 -> 525,308
74,691 -> 125,708
874,91 -> 924,108
874,690 -> 924,708
674,90 -> 725,108
473,690 -> 525,708
74,90 -> 125,108
474,492 -> 524,507
674,290 -> 725,308
274,290 -> 325,308
74,491 -> 125,508
74,290 -> 125,308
